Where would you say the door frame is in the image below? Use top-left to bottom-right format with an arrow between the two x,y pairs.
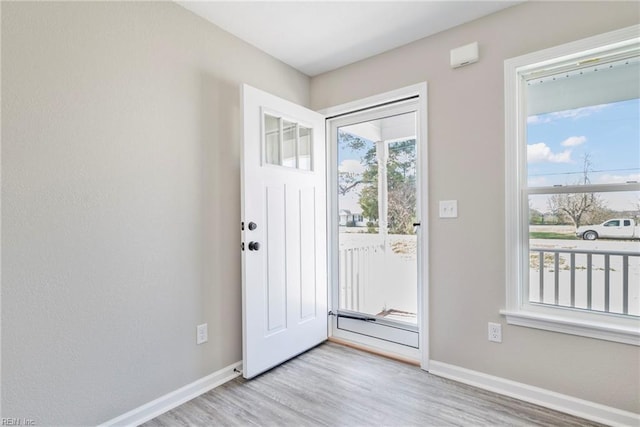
320,83 -> 429,370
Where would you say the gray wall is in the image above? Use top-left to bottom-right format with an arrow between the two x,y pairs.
1,2 -> 308,424
3,0 -> 640,424
311,1 -> 640,414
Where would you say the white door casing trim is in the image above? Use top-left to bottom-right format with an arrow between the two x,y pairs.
321,82 -> 429,370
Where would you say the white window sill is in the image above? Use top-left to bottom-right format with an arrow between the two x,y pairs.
500,309 -> 640,346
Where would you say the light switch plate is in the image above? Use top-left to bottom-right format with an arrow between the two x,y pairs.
439,200 -> 458,218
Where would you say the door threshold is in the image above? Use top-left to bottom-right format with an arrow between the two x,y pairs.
327,336 -> 420,366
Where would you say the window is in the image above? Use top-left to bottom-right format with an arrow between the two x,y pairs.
504,25 -> 640,345
263,113 -> 313,171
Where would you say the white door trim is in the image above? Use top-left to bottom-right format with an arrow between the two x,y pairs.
321,83 -> 429,371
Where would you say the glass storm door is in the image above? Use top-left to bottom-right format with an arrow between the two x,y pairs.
331,100 -> 420,349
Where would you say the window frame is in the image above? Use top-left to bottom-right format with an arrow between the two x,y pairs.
503,25 -> 640,346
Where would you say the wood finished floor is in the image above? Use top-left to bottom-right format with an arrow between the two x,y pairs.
143,342 -> 601,426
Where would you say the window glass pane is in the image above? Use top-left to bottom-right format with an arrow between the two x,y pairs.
527,99 -> 640,187
282,120 -> 296,168
528,191 -> 640,316
337,111 -> 418,325
298,125 -> 313,171
264,114 -> 280,165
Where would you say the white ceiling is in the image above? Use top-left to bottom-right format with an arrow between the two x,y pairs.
176,1 -> 523,77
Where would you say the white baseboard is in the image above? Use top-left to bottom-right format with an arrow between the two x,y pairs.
429,360 -> 639,427
99,360 -> 243,427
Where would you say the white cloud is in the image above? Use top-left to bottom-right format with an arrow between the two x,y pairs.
528,104 -> 610,124
527,142 -> 572,163
561,136 -> 586,147
339,159 -> 365,175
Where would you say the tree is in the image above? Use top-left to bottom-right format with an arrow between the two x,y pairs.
529,208 -> 544,225
338,130 -> 417,234
338,131 -> 369,196
547,154 -> 604,230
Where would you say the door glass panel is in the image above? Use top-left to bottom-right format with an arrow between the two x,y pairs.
282,120 -> 297,168
264,114 -> 280,165
298,125 -> 313,171
264,114 -> 313,172
337,111 -> 418,325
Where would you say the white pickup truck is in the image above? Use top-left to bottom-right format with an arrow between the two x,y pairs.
576,218 -> 640,240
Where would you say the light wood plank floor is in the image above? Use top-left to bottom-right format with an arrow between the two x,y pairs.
144,342 -> 601,426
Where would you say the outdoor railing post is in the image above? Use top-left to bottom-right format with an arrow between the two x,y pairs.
570,253 -> 576,308
349,249 -> 355,310
604,254 -> 610,313
554,252 -> 560,305
587,253 -> 592,310
539,251 -> 544,303
340,249 -> 345,309
623,255 -> 629,315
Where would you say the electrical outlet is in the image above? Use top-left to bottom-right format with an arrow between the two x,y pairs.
488,322 -> 502,343
196,323 -> 208,345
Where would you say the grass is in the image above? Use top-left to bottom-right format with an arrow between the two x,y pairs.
529,231 -> 577,240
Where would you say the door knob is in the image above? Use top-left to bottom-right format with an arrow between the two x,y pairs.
248,241 -> 260,251
248,222 -> 257,231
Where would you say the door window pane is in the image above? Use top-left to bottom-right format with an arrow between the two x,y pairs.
282,120 -> 297,168
263,114 -> 312,171
264,114 -> 280,166
298,126 -> 313,171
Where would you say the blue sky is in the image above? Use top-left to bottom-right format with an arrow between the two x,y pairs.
527,98 -> 639,187
527,99 -> 639,213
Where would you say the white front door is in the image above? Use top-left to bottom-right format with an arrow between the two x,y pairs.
241,84 -> 327,379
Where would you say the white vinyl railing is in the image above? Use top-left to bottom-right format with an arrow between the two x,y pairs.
338,235 -> 418,318
530,247 -> 640,316
339,242 -> 383,312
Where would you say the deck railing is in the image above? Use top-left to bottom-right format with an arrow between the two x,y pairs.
530,247 -> 640,316
339,242 -> 383,312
